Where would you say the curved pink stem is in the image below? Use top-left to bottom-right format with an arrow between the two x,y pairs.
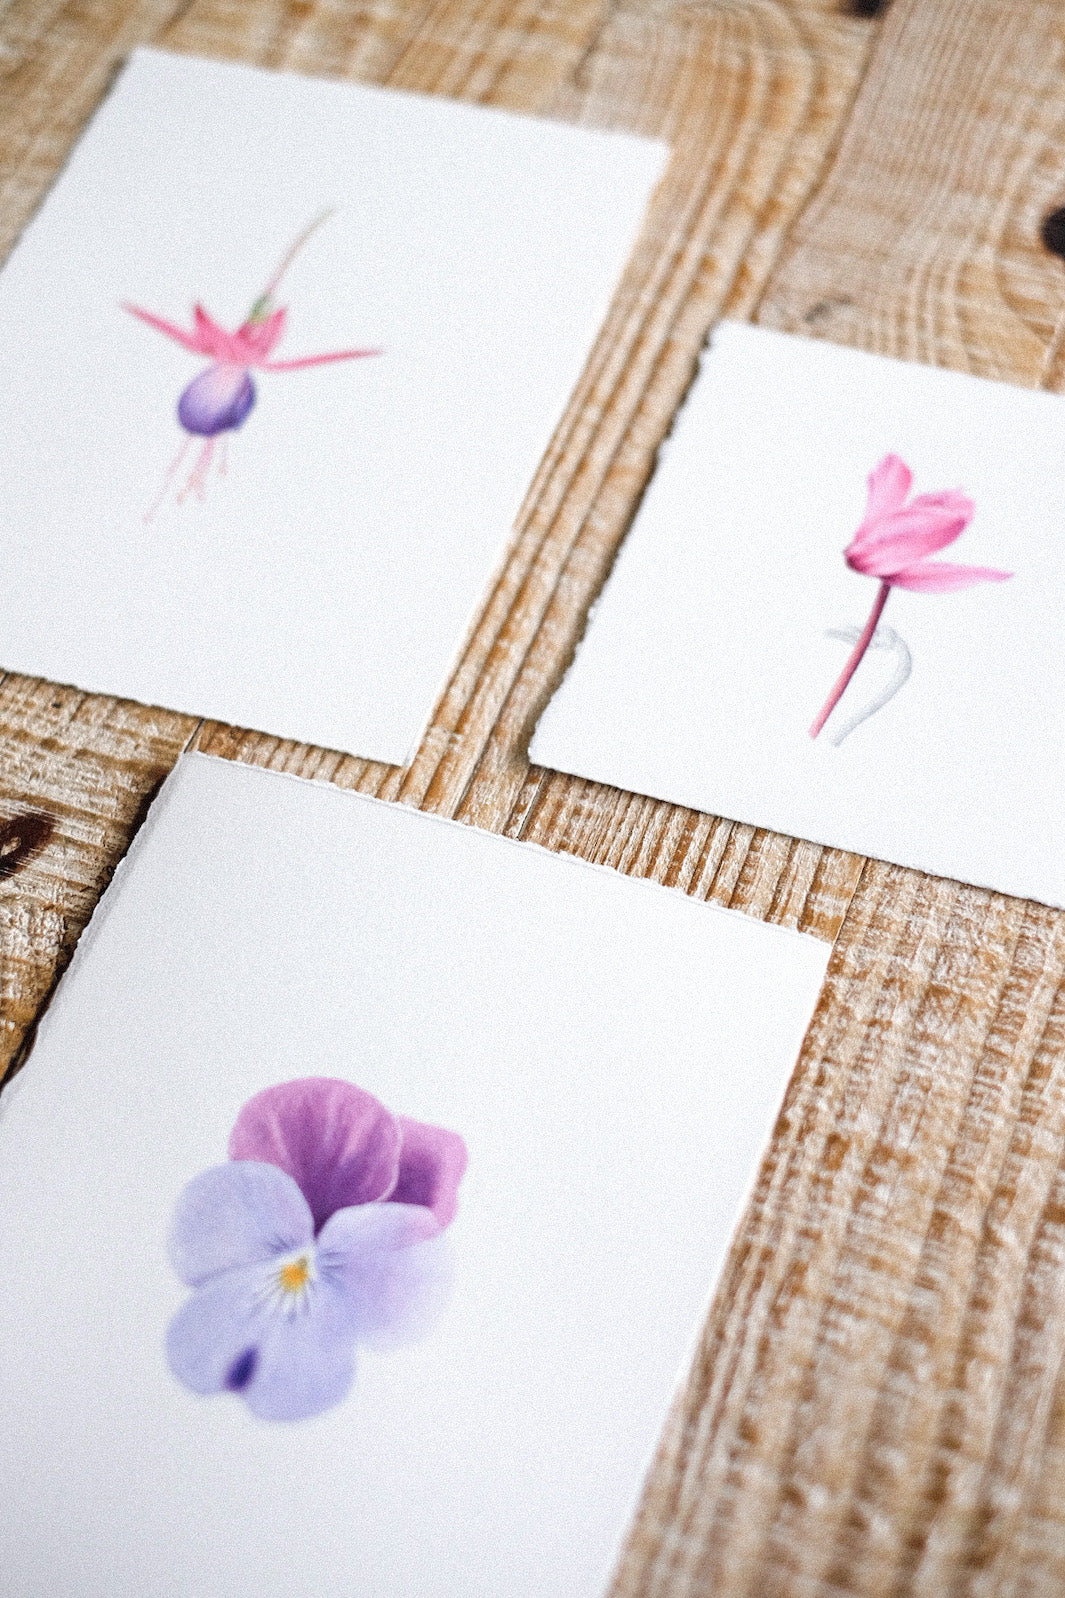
809,580 -> 891,739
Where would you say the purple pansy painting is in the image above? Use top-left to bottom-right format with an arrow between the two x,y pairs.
167,1077 -> 467,1423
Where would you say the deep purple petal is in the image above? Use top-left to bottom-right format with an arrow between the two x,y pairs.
167,1258 -> 280,1395
318,1202 -> 450,1351
392,1117 -> 468,1228
241,1281 -> 357,1422
178,365 -> 256,436
229,1078 -> 402,1233
169,1162 -> 313,1287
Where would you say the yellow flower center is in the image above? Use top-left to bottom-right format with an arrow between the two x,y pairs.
277,1255 -> 311,1294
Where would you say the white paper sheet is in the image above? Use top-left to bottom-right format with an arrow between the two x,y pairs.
532,319 -> 1065,906
0,753 -> 827,1598
0,49 -> 665,765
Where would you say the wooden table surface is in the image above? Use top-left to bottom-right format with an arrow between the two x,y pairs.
3,0 -> 1065,1592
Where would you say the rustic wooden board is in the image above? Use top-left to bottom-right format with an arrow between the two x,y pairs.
3,0 -> 1065,1593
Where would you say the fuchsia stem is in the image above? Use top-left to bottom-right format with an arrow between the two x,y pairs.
809,580 -> 890,739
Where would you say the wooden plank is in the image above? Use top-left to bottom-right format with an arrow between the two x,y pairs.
12,2 -> 1065,1595
608,3 -> 1065,1594
616,872 -> 1065,1597
0,0 -> 192,258
756,0 -> 1065,382
0,675 -> 196,1075
408,0 -> 876,943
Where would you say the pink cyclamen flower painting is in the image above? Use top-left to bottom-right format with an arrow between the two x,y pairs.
809,454 -> 1012,744
125,211 -> 380,516
167,1077 -> 467,1423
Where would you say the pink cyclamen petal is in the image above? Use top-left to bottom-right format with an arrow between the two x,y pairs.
229,1077 -> 402,1232
392,1117 -> 469,1228
846,496 -> 974,576
858,452 -> 912,530
887,559 -> 1013,593
810,454 -> 1010,740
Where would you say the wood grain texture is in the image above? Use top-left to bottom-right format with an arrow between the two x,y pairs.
0,674 -> 196,1073
4,1 -> 1065,1595
615,871 -> 1065,1597
756,0 -> 1065,384
607,3 -> 1065,1594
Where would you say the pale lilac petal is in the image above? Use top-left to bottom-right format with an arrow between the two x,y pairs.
846,500 -> 973,575
169,1162 -> 312,1287
858,453 -> 912,530
230,1077 -> 401,1232
167,1257 -> 357,1421
889,560 -> 1013,593
318,1202 -> 450,1351
167,1258 -> 279,1395
392,1117 -> 468,1227
242,1282 -> 357,1423
178,365 -> 256,436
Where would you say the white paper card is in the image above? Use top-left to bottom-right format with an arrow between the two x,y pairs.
0,49 -> 666,764
532,319 -> 1065,905
0,754 -> 826,1598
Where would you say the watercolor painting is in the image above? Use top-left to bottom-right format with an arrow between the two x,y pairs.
809,454 -> 1012,745
167,1077 -> 467,1423
125,212 -> 380,517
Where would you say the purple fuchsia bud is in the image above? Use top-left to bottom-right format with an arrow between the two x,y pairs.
177,365 -> 256,437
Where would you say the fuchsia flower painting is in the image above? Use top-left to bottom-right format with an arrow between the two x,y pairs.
167,1077 -> 467,1423
810,454 -> 1012,744
125,212 -> 380,516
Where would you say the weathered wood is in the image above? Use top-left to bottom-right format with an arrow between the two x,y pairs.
756,0 -> 1065,384
412,0 -> 875,945
608,3 -> 1065,1595
5,1 -> 1065,1595
615,871 -> 1065,1597
0,674 -> 196,1073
